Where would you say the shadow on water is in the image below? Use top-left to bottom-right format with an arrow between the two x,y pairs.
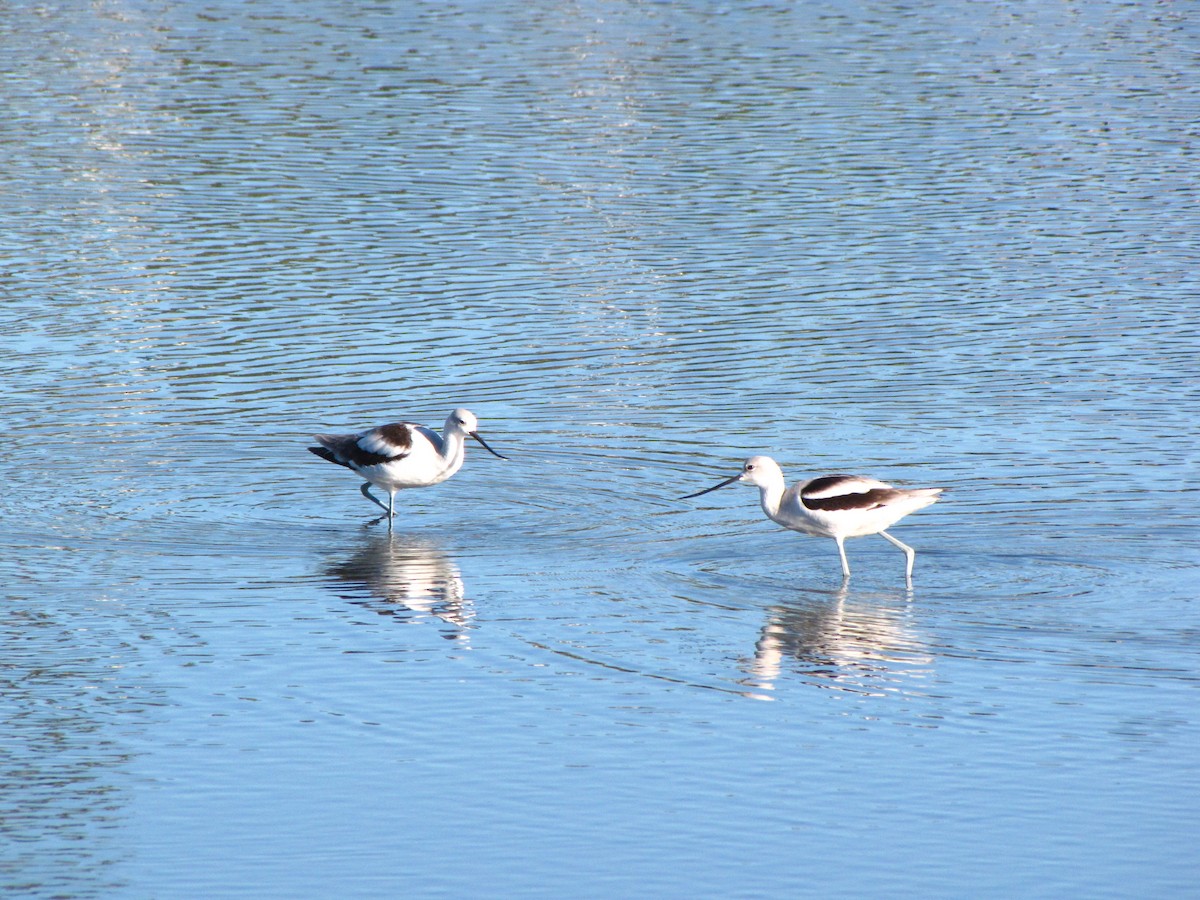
321,532 -> 472,642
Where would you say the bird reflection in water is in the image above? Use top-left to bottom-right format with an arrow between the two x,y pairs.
740,587 -> 932,695
326,534 -> 471,642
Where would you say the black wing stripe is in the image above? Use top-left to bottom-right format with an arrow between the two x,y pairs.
310,440 -> 410,470
802,474 -> 859,496
342,446 -> 410,468
375,423 -> 415,450
802,488 -> 899,512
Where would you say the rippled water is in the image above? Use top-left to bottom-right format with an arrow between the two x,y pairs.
3,1 -> 1198,897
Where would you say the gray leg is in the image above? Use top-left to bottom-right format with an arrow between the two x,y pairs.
387,490 -> 396,518
834,535 -> 851,580
879,530 -> 916,583
360,482 -> 390,513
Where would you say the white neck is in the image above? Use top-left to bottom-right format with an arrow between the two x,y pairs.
438,429 -> 468,477
416,422 -> 469,487
757,479 -> 786,521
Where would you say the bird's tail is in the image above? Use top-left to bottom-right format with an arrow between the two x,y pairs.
910,487 -> 944,511
308,445 -> 351,469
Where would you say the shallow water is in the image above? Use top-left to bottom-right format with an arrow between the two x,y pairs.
3,1 -> 1199,897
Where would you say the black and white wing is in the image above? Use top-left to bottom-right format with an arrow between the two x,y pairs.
309,422 -> 416,470
799,474 -> 901,512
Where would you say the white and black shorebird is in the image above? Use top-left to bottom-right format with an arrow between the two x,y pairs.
308,408 -> 506,519
681,455 -> 943,583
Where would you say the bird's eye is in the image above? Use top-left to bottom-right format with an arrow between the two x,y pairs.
745,464 -> 755,471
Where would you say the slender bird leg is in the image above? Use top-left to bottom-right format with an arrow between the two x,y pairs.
834,536 -> 851,581
360,482 -> 390,513
387,490 -> 396,519
879,530 -> 916,584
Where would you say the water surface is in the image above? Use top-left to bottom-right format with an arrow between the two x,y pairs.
2,1 -> 1198,897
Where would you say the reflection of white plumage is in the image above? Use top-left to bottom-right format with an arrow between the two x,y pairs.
681,455 -> 943,582
744,592 -> 934,694
308,408 -> 506,519
328,535 -> 471,638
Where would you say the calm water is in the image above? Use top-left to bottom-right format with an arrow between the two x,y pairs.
3,0 -> 1199,896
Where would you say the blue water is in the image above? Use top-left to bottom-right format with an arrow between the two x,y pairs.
2,1 -> 1198,896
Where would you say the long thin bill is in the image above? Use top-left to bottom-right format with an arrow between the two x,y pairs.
678,473 -> 741,501
470,431 -> 508,460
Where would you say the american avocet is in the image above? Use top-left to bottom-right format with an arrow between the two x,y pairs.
308,408 -> 506,519
681,455 -> 942,583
